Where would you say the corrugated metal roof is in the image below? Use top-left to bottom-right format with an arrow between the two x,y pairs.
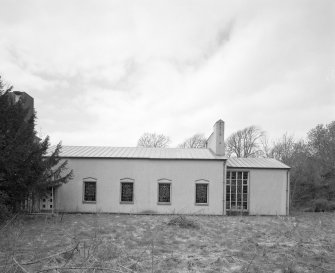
48,146 -> 226,160
48,146 -> 289,168
227,157 -> 290,169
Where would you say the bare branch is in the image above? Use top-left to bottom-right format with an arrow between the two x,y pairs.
226,126 -> 265,158
178,134 -> 206,148
137,133 -> 171,148
13,257 -> 31,273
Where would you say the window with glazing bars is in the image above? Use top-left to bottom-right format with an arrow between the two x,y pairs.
226,171 -> 248,211
84,181 -> 96,202
158,183 -> 171,203
195,184 -> 208,204
121,182 -> 134,202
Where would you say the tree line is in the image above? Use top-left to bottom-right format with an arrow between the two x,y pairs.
137,122 -> 335,211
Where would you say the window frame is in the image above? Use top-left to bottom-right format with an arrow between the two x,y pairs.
157,179 -> 172,205
120,178 -> 135,204
195,179 -> 209,206
82,177 -> 97,203
226,170 -> 249,212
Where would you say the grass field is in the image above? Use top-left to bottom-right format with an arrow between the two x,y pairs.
0,212 -> 334,273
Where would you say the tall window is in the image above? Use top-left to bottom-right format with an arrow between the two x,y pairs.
195,183 -> 208,204
158,183 -> 171,203
226,171 -> 248,212
120,180 -> 134,203
83,180 -> 96,202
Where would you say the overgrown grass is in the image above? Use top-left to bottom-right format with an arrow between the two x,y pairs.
0,212 -> 335,272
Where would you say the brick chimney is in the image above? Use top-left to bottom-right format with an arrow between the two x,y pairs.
8,91 -> 34,122
207,119 -> 225,156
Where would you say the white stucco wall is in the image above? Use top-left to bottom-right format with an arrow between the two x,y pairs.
248,169 -> 288,215
55,158 -> 225,215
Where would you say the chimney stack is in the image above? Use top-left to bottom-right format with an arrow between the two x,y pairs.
207,119 -> 225,156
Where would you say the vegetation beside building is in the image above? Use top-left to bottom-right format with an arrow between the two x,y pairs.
0,76 -> 72,222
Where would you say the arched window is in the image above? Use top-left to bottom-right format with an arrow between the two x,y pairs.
120,178 -> 135,204
195,179 -> 209,205
157,178 -> 172,204
83,177 -> 97,203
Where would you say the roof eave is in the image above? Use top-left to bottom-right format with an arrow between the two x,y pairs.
227,166 -> 291,170
56,156 -> 227,161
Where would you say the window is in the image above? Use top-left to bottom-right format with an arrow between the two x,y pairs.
120,178 -> 135,203
83,181 -> 97,202
121,182 -> 134,202
195,183 -> 208,205
226,171 -> 248,212
158,183 -> 171,204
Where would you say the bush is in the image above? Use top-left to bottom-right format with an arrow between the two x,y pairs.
328,201 -> 335,211
312,198 -> 335,212
0,191 -> 12,223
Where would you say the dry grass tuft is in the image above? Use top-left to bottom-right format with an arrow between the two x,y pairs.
167,215 -> 200,229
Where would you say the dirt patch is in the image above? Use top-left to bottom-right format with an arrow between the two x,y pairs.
0,212 -> 334,272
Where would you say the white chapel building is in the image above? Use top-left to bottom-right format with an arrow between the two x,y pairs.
45,120 -> 290,215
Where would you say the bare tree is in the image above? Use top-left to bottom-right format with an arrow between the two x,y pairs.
137,133 -> 171,148
270,133 -> 296,163
226,126 -> 265,157
178,134 -> 207,148
260,134 -> 271,158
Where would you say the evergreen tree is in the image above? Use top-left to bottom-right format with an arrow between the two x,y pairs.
0,76 -> 72,214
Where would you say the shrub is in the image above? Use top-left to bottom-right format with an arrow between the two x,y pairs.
312,198 -> 334,212
0,191 -> 12,223
328,201 -> 335,211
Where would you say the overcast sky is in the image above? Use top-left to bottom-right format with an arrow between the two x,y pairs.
0,0 -> 334,147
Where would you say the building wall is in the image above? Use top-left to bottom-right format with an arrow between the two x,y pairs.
249,169 -> 288,215
56,158 -> 225,215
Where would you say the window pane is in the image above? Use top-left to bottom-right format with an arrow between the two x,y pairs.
84,182 -> 96,201
231,200 -> 236,208
158,183 -> 171,203
237,201 -> 242,208
232,172 -> 236,180
226,201 -> 230,209
243,172 -> 248,179
226,171 -> 230,179
238,172 -> 242,179
226,193 -> 230,201
231,185 -> 236,193
237,182 -> 242,193
196,184 -> 208,204
121,183 -> 133,202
